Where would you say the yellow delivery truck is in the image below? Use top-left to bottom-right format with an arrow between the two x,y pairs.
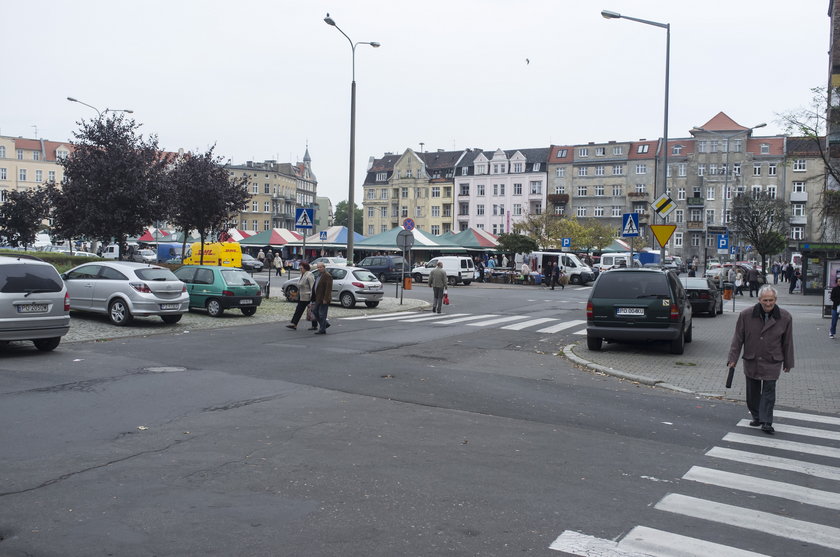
182,242 -> 242,267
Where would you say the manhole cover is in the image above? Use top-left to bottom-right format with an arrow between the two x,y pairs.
145,366 -> 187,373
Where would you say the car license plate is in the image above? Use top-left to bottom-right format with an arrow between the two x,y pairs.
17,303 -> 48,313
160,304 -> 180,310
239,299 -> 253,305
616,307 -> 644,316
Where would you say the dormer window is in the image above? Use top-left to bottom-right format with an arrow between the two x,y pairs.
376,172 -> 387,181
637,144 -> 649,154
533,163 -> 541,172
761,143 -> 770,154
672,145 -> 683,155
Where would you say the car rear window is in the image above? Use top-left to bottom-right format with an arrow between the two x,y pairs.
221,269 -> 256,286
592,272 -> 670,299
0,264 -> 63,293
135,268 -> 179,281
353,270 -> 377,282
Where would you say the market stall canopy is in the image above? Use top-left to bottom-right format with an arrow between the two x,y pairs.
167,230 -> 204,243
600,238 -> 633,253
136,228 -> 170,243
238,228 -> 303,246
449,227 -> 499,250
220,228 -> 253,242
302,226 -> 365,247
356,226 -> 462,252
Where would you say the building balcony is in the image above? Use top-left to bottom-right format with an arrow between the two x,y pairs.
686,220 -> 705,230
528,192 -> 544,200
627,191 -> 649,199
457,213 -> 470,220
547,193 -> 570,205
686,197 -> 705,206
789,215 -> 807,225
790,191 -> 808,202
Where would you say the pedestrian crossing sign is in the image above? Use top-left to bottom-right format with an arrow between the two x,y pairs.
621,213 -> 640,237
295,208 -> 314,229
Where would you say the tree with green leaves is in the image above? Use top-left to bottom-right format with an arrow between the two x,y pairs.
730,192 -> 789,277
48,115 -> 170,258
496,233 -> 538,255
333,201 -> 363,234
584,218 -> 618,253
166,147 -> 250,263
0,187 -> 50,248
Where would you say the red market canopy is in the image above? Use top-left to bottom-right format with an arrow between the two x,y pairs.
238,228 -> 303,246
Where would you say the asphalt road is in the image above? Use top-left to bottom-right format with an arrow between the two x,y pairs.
0,283 -> 838,556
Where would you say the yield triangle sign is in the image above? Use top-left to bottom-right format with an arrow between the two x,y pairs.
650,224 -> 677,248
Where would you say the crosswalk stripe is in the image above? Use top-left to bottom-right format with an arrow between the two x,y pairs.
341,314 -> 382,320
573,329 -> 586,335
655,493 -> 840,551
683,466 -> 840,510
466,315 -> 531,327
537,319 -> 587,334
773,410 -> 840,426
400,313 -> 468,323
433,314 -> 500,325
618,525 -> 772,557
723,432 -> 840,459
369,313 -> 433,321
706,446 -> 840,481
737,419 -> 840,442
501,317 -> 556,330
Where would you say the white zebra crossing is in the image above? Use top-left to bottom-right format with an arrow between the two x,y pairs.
550,410 -> 840,555
340,311 -> 588,335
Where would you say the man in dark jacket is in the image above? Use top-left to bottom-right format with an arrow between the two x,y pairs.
746,267 -> 759,297
312,263 -> 333,334
727,285 -> 794,434
830,276 -> 840,339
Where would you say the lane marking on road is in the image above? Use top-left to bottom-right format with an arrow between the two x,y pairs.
501,318 -> 556,330
573,329 -> 586,335
655,493 -> 840,551
368,313 -> 451,322
400,313 -> 468,323
548,527 -> 769,556
683,466 -> 840,510
774,410 -> 840,426
537,319 -> 587,334
706,446 -> 840,481
736,419 -> 840,442
433,314 -> 500,325
723,432 -> 840,459
341,314 -> 395,320
466,315 -> 532,327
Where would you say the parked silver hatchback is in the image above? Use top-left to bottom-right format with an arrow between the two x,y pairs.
62,261 -> 188,326
0,254 -> 70,351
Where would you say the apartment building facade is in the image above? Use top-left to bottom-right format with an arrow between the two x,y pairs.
0,135 -> 72,200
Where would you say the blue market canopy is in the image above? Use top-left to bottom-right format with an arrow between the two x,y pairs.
302,226 -> 365,247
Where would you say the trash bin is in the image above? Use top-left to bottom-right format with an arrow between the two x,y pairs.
403,276 -> 412,290
723,281 -> 733,300
534,273 -> 542,285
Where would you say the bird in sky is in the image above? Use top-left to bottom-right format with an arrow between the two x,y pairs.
526,58 -> 530,65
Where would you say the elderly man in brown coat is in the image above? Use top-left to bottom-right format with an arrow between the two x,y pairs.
312,263 -> 334,335
727,284 -> 794,434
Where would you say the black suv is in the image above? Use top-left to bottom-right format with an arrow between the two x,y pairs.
586,268 -> 692,354
357,255 -> 407,282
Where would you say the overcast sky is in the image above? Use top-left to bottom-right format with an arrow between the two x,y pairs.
1,0 -> 830,205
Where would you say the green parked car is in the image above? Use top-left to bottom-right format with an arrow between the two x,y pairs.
173,265 -> 262,317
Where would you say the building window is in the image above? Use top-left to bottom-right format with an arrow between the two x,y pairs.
554,185 -> 565,194
401,206 -> 408,217
415,206 -> 422,217
0,146 -> 4,158
751,185 -> 762,197
791,226 -> 804,240
533,163 -> 541,171
0,169 -> 6,180
706,209 -> 715,224
251,184 -> 258,194
766,185 -> 777,199
498,184 -> 505,195
513,204 -> 522,215
594,185 -> 604,196
252,220 -> 258,230
595,147 -> 605,156
594,206 -> 604,217
32,151 -> 40,161
512,162 -> 523,173
376,172 -> 387,181
35,170 -> 42,182
263,201 -> 270,212
476,184 -> 485,196
430,225 -> 440,235
753,163 -> 761,176
576,207 -> 587,217
367,207 -> 375,218
579,147 -> 589,157
635,164 -> 646,175
595,165 -> 605,176
698,141 -> 707,153
556,167 -> 566,177
577,185 -> 587,196
711,140 -> 720,153
733,163 -> 741,176
678,163 -> 686,177
691,233 -> 701,247
367,189 -> 376,200
476,204 -> 485,216
380,207 -> 387,217
612,165 -> 623,175
529,181 -> 542,194
612,206 -> 621,217
768,164 -> 777,176
514,183 -> 523,195
792,181 -> 805,192
431,186 -> 441,198
611,185 -> 621,196
674,232 -> 683,247
709,164 -> 718,175
368,225 -> 374,235
635,183 -> 646,193
672,145 -> 683,155
613,146 -> 623,155
578,167 -> 588,176
637,144 -> 649,154
793,159 -> 806,172
381,188 -> 389,199
534,202 -> 542,215
706,186 -> 715,200
16,149 -> 23,160
675,209 -> 684,223
431,206 -> 440,217
732,139 -> 742,152
18,169 -> 26,181
761,144 -> 770,154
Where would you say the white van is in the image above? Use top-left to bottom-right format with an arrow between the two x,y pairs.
411,256 -> 475,286
595,252 -> 641,272
101,243 -> 139,260
515,252 -> 596,284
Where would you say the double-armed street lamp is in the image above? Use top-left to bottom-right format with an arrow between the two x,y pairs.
67,96 -> 134,118
601,10 -> 670,216
323,14 -> 380,265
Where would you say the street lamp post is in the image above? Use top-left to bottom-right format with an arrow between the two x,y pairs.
601,10 -> 670,241
67,96 -> 134,117
324,14 -> 380,265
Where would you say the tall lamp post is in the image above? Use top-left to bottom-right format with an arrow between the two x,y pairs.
324,14 -> 380,265
67,96 -> 134,117
601,10 -> 670,241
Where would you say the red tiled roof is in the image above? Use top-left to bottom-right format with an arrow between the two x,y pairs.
697,112 -> 748,132
626,140 -> 658,160
547,145 -> 574,163
13,138 -> 74,161
746,137 -> 785,156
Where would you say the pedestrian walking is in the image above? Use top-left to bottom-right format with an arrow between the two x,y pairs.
772,261 -> 780,285
789,268 -> 801,295
746,266 -> 759,297
257,249 -> 265,264
551,262 -> 560,290
735,268 -> 745,296
784,263 -> 794,284
265,250 -> 274,269
429,261 -> 447,313
830,276 -> 840,339
521,261 -> 531,284
285,262 -> 313,330
727,285 -> 794,434
475,257 -> 485,283
312,262 -> 333,334
274,253 -> 284,277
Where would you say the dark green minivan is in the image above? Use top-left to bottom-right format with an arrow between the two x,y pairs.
586,268 -> 692,354
173,265 -> 262,317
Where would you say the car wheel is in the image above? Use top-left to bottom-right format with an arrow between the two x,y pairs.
670,325 -> 685,354
108,299 -> 133,326
570,275 -> 581,285
241,307 -> 257,316
413,273 -> 423,283
161,314 -> 182,324
462,280 -> 472,286
378,273 -> 387,283
684,320 -> 693,343
33,337 -> 61,351
365,301 -> 379,308
206,298 -> 224,317
447,276 -> 457,286
709,304 -> 716,318
285,286 -> 299,303
587,336 -> 602,351
340,292 -> 355,308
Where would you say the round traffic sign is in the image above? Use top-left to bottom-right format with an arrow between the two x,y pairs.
402,218 -> 415,231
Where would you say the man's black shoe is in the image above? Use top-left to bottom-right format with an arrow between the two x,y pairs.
761,424 -> 775,434
314,331 -> 326,335
749,419 -> 761,427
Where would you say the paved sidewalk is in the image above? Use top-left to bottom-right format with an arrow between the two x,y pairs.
564,283 -> 840,416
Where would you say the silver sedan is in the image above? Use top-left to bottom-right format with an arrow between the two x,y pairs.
62,261 -> 189,326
